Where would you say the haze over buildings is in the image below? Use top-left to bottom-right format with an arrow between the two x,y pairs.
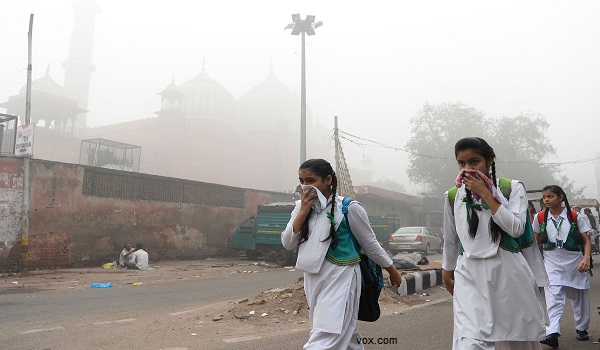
1,0 -> 599,198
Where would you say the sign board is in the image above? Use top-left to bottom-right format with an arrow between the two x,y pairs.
15,124 -> 35,157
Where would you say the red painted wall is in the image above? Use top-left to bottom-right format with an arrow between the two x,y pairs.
0,157 -> 291,270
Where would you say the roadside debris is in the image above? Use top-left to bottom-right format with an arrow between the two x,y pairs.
259,261 -> 279,268
89,282 -> 113,288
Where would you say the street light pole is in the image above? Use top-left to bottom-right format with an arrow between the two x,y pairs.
300,30 -> 306,163
285,14 -> 323,164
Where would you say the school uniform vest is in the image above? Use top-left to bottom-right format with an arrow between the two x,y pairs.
325,217 -> 361,266
543,220 -> 581,252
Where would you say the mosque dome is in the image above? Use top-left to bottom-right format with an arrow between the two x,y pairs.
178,70 -> 235,120
236,73 -> 309,132
19,69 -> 69,99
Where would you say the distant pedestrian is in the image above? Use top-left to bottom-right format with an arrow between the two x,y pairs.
529,201 -> 537,223
126,243 -> 149,271
533,185 -> 592,348
583,208 -> 599,252
281,159 -> 402,350
119,243 -> 135,268
443,137 -> 547,350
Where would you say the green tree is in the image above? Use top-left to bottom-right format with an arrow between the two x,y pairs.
406,102 -> 584,197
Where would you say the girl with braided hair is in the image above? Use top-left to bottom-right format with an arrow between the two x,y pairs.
442,137 -> 548,350
281,159 -> 402,349
532,185 -> 592,348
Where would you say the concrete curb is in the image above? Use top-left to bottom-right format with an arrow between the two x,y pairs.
396,269 -> 443,296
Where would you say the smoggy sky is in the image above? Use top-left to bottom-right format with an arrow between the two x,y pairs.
1,0 -> 599,198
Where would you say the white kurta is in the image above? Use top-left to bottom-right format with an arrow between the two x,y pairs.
532,209 -> 590,289
281,196 -> 392,348
443,180 -> 547,342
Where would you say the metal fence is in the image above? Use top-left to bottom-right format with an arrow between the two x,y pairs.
79,138 -> 141,172
0,113 -> 18,156
82,166 -> 247,208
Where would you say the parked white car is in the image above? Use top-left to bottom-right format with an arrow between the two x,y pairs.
389,226 -> 442,255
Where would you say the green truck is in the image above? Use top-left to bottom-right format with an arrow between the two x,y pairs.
229,202 -> 400,266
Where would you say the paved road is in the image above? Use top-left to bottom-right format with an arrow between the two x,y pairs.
3,253 -> 600,350
1,266 -> 304,350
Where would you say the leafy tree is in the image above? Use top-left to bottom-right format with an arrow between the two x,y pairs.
406,102 -> 584,198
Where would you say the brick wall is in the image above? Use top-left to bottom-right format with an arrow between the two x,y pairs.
0,157 -> 23,264
0,157 -> 291,270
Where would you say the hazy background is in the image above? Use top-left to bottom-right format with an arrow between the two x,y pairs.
1,0 -> 599,197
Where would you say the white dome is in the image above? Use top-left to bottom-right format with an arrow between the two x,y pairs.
236,74 -> 307,132
178,71 -> 235,120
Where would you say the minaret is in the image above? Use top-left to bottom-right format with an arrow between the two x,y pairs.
155,78 -> 185,118
62,0 -> 100,131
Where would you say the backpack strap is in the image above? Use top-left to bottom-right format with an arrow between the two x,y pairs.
569,210 -> 578,224
448,187 -> 459,215
342,197 -> 353,215
498,177 -> 512,199
537,210 -> 545,225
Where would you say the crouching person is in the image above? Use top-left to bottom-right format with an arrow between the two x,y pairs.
125,243 -> 149,271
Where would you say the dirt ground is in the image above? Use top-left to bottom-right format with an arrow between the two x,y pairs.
0,258 -> 446,343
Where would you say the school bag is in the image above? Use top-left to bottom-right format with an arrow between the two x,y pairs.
447,177 -> 536,252
342,197 -> 384,322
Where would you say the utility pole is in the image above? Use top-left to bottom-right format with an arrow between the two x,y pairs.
333,116 -> 356,198
21,14 -> 34,275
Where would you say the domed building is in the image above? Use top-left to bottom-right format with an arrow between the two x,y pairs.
234,69 -> 333,191
0,66 -> 85,132
178,67 -> 237,134
236,72 -> 304,132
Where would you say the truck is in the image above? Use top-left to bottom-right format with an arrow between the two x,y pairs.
228,202 -> 400,266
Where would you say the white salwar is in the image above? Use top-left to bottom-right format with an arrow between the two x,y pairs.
282,196 -> 393,350
532,209 -> 591,336
443,180 -> 547,350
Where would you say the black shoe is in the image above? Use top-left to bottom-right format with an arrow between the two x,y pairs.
576,329 -> 589,341
540,333 -> 559,349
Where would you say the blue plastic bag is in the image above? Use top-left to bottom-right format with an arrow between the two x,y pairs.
89,282 -> 113,288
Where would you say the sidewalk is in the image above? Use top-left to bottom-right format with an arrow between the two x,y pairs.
0,257 -> 260,294
1,257 -> 444,297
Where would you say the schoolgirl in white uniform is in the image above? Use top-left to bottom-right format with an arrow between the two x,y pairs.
281,159 -> 402,350
532,185 -> 592,348
442,137 -> 547,350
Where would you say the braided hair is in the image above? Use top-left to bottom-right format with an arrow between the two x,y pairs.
297,159 -> 339,248
538,185 -> 582,244
454,137 -> 503,243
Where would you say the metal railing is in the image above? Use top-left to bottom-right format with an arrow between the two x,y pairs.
0,113 -> 18,156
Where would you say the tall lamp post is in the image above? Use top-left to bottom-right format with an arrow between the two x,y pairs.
285,14 -> 322,163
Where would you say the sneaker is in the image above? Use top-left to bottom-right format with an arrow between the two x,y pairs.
576,329 -> 589,341
540,333 -> 559,349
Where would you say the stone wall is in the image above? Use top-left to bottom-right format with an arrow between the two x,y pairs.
0,157 -> 290,270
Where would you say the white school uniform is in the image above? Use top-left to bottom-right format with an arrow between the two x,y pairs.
281,196 -> 393,350
443,180 -> 547,349
532,209 -> 591,335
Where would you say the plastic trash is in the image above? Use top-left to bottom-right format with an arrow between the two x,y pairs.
392,258 -> 419,270
102,262 -> 114,270
259,261 -> 278,268
133,282 -> 143,286
89,282 -> 113,288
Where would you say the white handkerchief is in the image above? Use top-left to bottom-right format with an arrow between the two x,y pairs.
293,185 -> 328,213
